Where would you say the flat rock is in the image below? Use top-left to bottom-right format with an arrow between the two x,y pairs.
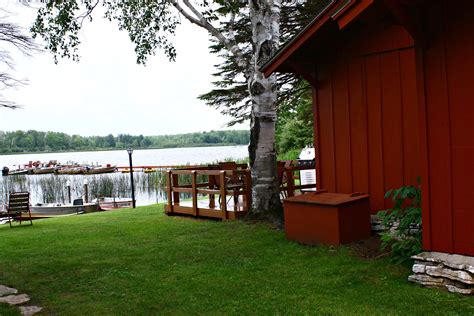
412,252 -> 474,274
0,285 -> 18,296
446,285 -> 474,295
0,294 -> 30,305
19,305 -> 43,316
408,274 -> 445,287
425,264 -> 474,284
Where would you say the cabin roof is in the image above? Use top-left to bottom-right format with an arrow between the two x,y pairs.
261,0 -> 424,77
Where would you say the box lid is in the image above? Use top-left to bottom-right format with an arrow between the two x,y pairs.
284,192 -> 369,206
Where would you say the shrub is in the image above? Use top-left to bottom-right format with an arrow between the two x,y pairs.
377,182 -> 422,263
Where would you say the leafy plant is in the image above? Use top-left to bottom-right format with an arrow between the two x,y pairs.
377,182 -> 422,263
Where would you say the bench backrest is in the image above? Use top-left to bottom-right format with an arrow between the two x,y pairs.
8,192 -> 30,214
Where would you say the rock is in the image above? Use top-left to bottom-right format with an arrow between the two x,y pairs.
424,264 -> 474,284
19,305 -> 43,316
408,274 -> 445,287
410,251 -> 474,295
0,285 -> 18,297
0,294 -> 30,305
412,252 -> 474,274
446,285 -> 474,295
412,264 -> 426,274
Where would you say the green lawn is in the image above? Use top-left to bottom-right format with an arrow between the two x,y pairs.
0,205 -> 472,315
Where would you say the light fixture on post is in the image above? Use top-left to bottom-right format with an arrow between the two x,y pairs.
127,147 -> 136,208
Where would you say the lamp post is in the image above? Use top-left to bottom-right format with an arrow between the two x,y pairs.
127,147 -> 136,208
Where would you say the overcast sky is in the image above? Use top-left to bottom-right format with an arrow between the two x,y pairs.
1,0 -> 247,136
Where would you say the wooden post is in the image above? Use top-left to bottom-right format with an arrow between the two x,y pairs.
192,171 -> 198,216
66,180 -> 71,204
220,171 -> 227,219
83,180 -> 89,203
287,168 -> 295,197
166,171 -> 173,213
209,173 -> 216,209
172,173 -> 180,205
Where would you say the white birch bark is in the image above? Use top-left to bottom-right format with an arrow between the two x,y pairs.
247,0 -> 282,217
172,0 -> 282,217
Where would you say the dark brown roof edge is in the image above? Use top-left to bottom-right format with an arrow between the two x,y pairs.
260,0 -> 376,77
260,0 -> 340,76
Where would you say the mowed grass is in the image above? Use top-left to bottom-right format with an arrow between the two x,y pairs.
0,205 -> 473,315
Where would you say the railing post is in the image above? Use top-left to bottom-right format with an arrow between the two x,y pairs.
209,173 -> 216,209
172,173 -> 180,205
166,171 -> 173,213
191,171 -> 198,216
286,168 -> 295,197
219,171 -> 227,219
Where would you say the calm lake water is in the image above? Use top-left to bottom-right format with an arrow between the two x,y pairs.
1,145 -> 248,169
0,146 -> 248,206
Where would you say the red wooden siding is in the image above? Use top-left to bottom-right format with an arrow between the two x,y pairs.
265,0 -> 474,256
314,23 -> 420,214
422,0 -> 474,255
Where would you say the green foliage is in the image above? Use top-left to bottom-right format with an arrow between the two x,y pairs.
31,0 -> 179,64
276,82 -> 314,154
277,148 -> 300,161
199,1 -> 320,126
378,183 -> 422,263
0,129 -> 249,153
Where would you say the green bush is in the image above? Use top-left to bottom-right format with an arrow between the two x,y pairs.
377,182 -> 422,263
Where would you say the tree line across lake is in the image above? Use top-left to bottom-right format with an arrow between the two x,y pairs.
0,130 -> 250,154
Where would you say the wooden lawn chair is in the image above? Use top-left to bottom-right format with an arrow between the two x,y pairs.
216,161 -> 244,211
278,160 -> 294,199
7,192 -> 33,228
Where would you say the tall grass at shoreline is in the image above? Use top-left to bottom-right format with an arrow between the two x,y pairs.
0,158 -> 248,205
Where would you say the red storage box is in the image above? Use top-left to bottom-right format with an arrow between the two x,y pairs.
283,192 -> 370,245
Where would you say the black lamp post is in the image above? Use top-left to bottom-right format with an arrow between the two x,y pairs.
127,147 -> 136,208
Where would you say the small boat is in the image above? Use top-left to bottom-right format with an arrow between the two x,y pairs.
32,167 -> 56,175
8,169 -> 29,176
84,165 -> 117,175
55,167 -> 85,175
30,199 -> 98,218
95,197 -> 133,211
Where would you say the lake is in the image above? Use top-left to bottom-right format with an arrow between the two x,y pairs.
0,145 -> 248,206
1,145 -> 248,169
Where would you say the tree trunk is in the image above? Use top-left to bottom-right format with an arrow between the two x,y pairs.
248,0 -> 282,219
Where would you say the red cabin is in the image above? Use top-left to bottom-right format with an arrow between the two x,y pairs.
263,0 -> 474,258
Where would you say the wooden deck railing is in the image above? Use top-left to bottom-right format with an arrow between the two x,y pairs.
165,168 -> 251,220
164,162 -> 317,220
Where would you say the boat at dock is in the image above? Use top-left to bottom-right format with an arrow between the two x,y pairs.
95,197 -> 133,211
30,200 -> 99,218
31,167 -> 56,175
84,165 -> 117,175
55,166 -> 86,175
8,169 -> 30,176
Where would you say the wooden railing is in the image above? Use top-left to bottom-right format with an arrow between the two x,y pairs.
164,162 -> 317,220
165,168 -> 251,220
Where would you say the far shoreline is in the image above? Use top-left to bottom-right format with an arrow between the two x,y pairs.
0,143 -> 249,157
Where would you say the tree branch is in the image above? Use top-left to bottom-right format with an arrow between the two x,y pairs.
171,0 -> 249,70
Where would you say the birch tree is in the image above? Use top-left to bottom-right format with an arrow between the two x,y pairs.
32,0 -> 284,218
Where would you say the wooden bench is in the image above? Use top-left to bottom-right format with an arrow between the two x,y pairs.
7,192 -> 33,228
